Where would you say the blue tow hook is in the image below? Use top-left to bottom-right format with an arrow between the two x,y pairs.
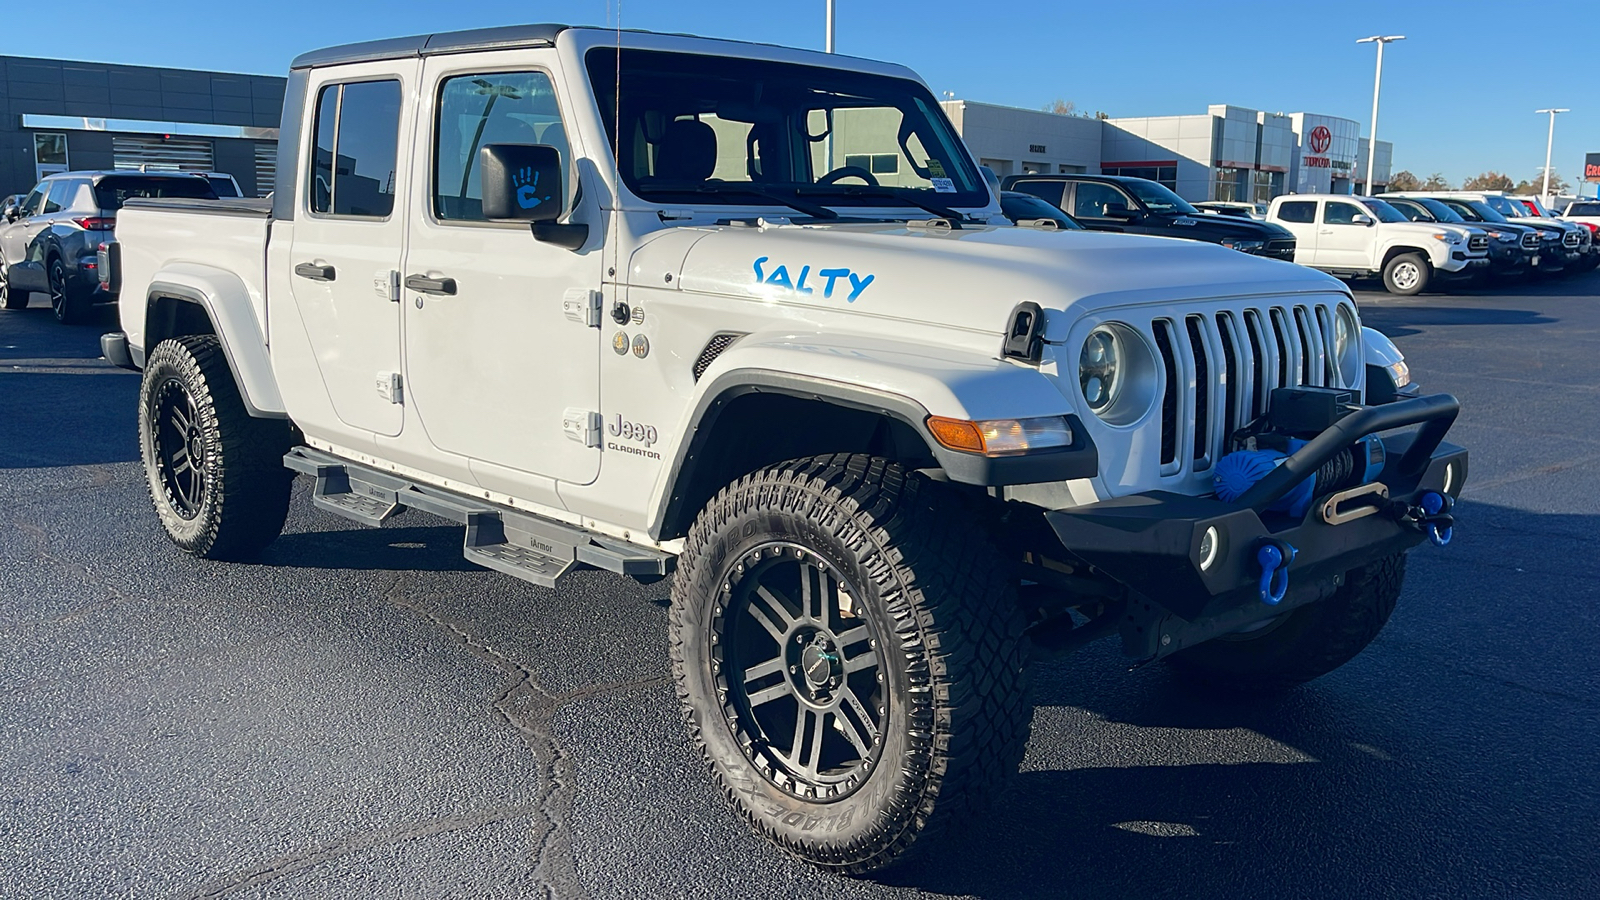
1256,540 -> 1298,606
1421,491 -> 1454,547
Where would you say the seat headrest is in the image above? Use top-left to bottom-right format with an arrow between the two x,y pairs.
656,119 -> 717,183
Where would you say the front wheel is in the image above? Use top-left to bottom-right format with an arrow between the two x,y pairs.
138,335 -> 293,560
1382,253 -> 1430,296
1166,553 -> 1405,692
0,255 -> 26,309
671,455 -> 1031,874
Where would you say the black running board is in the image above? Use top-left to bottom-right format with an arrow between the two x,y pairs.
284,447 -> 673,588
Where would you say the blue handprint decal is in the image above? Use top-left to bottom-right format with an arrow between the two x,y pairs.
513,167 -> 551,211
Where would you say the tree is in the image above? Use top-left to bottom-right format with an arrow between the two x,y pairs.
1420,172 -> 1452,191
1462,171 -> 1514,191
1389,170 -> 1421,191
1512,169 -> 1569,196
1042,98 -> 1077,116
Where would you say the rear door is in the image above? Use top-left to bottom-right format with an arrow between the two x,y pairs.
1271,199 -> 1319,263
287,61 -> 417,438
400,53 -> 602,486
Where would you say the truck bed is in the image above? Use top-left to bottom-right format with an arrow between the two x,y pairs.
115,197 -> 273,357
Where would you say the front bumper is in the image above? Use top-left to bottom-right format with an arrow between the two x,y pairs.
1045,393 -> 1465,652
1439,251 -> 1490,275
1486,243 -> 1528,272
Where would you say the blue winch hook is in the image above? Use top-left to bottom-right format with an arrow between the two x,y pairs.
1256,540 -> 1298,606
1421,491 -> 1453,547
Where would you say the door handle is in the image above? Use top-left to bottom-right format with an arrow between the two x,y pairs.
405,274 -> 457,296
294,262 -> 336,282
1318,229 -> 1334,234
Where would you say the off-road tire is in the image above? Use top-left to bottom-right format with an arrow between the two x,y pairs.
1382,253 -> 1430,296
138,335 -> 292,560
48,256 -> 86,324
1167,552 -> 1406,692
671,454 -> 1031,874
0,255 -> 25,309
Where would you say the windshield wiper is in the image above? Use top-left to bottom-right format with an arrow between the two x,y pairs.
679,183 -> 838,220
793,184 -> 975,226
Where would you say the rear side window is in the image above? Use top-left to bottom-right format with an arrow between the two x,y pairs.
1275,201 -> 1315,223
309,79 -> 402,218
1010,180 -> 1065,207
1568,202 -> 1600,216
93,176 -> 216,210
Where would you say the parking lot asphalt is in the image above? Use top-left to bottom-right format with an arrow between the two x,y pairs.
2,274 -> 1598,900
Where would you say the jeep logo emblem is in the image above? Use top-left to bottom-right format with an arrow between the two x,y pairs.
608,414 -> 657,447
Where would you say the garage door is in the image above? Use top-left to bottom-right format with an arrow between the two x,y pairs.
111,136 -> 215,173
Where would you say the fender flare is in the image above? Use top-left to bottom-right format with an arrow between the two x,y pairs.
146,267 -> 285,417
647,335 -> 1098,539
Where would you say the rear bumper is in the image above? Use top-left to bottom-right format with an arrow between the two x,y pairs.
100,331 -> 140,371
1045,394 -> 1465,630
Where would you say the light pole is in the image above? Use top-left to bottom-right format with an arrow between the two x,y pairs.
825,0 -> 835,53
1535,108 -> 1569,204
1357,35 -> 1404,196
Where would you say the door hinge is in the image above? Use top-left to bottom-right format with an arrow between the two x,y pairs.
562,408 -> 601,447
376,371 -> 404,404
562,288 -> 603,327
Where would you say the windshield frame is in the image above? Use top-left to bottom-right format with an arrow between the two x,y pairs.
584,47 -> 990,213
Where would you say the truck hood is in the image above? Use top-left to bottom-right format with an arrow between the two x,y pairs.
655,221 -> 1344,340
1379,220 -> 1474,240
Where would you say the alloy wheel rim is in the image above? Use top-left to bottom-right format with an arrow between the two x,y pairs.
48,261 -> 65,312
152,378 -> 206,518
712,542 -> 887,800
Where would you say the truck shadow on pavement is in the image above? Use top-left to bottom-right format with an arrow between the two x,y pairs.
1359,306 -> 1556,339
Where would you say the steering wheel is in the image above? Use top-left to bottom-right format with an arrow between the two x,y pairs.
817,166 -> 880,187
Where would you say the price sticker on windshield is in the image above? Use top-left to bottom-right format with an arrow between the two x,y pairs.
929,177 -> 956,193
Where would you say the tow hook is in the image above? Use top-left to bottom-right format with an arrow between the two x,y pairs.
1393,491 -> 1455,547
1256,539 -> 1298,606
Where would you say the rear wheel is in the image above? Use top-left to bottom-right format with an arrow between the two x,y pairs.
671,455 -> 1031,874
1382,253 -> 1430,296
1167,553 -> 1406,693
48,256 -> 86,324
139,335 -> 292,560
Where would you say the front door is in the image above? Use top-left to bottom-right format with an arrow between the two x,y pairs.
287,61 -> 416,437
1318,200 -> 1374,269
401,54 -> 602,485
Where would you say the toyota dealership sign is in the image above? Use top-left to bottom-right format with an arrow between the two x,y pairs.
1586,152 -> 1600,183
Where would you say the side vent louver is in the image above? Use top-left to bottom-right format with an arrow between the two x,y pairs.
692,333 -> 746,381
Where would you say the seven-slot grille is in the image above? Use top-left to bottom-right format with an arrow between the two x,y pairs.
1521,231 -> 1542,250
1150,301 -> 1348,477
1468,234 -> 1489,252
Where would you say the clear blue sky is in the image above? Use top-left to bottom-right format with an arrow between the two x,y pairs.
7,0 -> 1593,191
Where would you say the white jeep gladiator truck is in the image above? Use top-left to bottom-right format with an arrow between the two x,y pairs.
99,24 -> 1467,874
1266,194 -> 1489,295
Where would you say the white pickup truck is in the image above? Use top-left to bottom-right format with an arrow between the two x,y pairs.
98,24 -> 1467,874
1266,194 -> 1489,295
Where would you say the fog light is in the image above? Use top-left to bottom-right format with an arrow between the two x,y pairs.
1198,525 -> 1220,571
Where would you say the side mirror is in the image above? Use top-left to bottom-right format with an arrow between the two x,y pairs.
2,206 -> 17,223
480,143 -> 564,223
1104,203 -> 1139,220
1352,213 -> 1374,226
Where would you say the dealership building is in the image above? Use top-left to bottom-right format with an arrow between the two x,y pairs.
942,99 -> 1393,203
0,55 -> 285,199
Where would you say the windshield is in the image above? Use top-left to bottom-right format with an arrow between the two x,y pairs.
1485,196 -> 1525,218
586,48 -> 987,212
1415,198 -> 1464,223
93,176 -> 216,210
1000,192 -> 1083,229
1357,199 -> 1408,224
1121,179 -> 1198,215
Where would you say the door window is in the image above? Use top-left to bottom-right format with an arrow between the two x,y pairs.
41,179 -> 76,214
1073,182 -> 1132,218
308,79 -> 402,218
1323,202 -> 1364,225
18,187 -> 45,218
434,71 -> 571,222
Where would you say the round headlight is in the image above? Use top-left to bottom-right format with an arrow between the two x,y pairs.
1080,327 -> 1122,413
1334,306 -> 1361,387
